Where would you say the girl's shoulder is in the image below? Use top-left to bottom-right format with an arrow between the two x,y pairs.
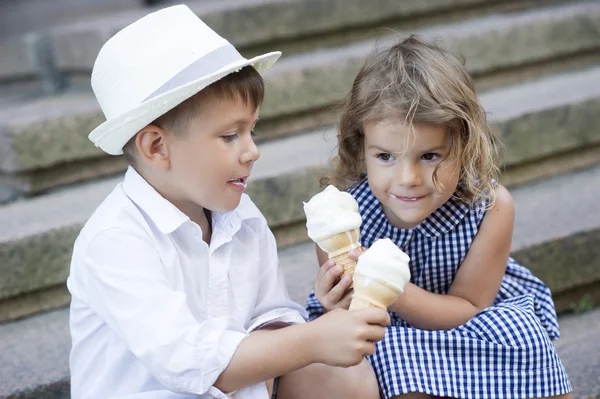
347,177 -> 372,206
347,178 -> 381,217
418,195 -> 488,238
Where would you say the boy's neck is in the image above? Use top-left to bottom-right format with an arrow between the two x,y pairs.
173,200 -> 213,245
199,208 -> 212,245
135,166 -> 213,244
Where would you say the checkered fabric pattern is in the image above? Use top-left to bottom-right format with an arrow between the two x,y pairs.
306,178 -> 571,398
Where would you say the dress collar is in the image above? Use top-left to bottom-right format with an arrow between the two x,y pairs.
351,178 -> 473,245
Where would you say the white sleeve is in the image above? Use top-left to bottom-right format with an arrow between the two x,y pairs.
247,217 -> 307,332
81,228 -> 247,396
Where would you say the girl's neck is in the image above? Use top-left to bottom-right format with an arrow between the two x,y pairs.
381,204 -> 422,230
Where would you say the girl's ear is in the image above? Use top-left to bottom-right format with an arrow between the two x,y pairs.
135,124 -> 171,169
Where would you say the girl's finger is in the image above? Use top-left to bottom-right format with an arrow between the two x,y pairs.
348,248 -> 366,261
317,259 -> 335,278
321,263 -> 344,288
326,275 -> 353,305
338,290 -> 353,310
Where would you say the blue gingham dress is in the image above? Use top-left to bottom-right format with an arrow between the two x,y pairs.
306,178 -> 571,398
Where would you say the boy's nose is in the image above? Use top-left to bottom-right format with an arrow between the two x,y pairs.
241,138 -> 260,164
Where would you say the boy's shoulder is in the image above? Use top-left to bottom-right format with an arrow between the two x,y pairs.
78,181 -> 147,245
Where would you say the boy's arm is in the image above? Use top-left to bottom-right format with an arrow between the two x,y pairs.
388,185 -> 514,330
214,324 -> 316,392
215,307 -> 390,393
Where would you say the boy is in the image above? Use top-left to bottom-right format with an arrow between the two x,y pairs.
67,5 -> 389,399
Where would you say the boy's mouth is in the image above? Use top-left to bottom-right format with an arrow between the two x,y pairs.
227,176 -> 248,190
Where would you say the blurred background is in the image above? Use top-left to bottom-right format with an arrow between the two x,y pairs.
1,0 -> 599,398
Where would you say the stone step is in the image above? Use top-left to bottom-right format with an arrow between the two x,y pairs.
0,0 -> 144,38
4,65 -> 600,229
3,0 -> 598,111
0,0 -> 559,91
1,25 -> 599,202
2,128 -> 600,324
1,295 -> 599,399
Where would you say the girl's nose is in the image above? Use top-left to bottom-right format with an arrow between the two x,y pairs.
396,162 -> 421,187
241,137 -> 260,164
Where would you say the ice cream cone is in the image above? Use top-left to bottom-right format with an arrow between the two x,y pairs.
316,229 -> 360,281
349,273 -> 402,311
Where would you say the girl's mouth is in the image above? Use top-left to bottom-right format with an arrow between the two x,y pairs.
390,193 -> 427,203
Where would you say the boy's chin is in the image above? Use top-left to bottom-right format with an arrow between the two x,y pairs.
207,196 -> 242,213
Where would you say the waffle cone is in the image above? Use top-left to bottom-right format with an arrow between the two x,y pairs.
331,252 -> 357,280
349,274 -> 402,311
316,229 -> 360,282
348,296 -> 383,310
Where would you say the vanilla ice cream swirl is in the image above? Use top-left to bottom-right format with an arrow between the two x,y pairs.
355,238 -> 411,290
303,185 -> 362,241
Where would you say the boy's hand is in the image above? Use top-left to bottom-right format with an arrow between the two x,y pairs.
310,308 -> 390,367
314,249 -> 365,311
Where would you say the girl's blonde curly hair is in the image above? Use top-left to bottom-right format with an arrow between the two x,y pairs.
323,35 -> 500,205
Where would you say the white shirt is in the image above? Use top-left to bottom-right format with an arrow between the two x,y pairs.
67,167 -> 307,399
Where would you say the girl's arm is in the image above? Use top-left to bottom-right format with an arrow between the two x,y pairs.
388,185 -> 514,330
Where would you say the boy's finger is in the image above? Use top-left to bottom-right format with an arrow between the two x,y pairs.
357,308 -> 391,326
326,275 -> 352,304
363,325 -> 386,343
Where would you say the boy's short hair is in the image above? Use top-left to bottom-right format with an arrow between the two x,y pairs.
123,65 -> 264,165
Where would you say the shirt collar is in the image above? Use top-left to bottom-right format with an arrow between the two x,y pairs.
122,167 -> 190,234
122,167 -> 261,237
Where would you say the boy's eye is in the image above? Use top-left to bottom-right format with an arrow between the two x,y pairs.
222,133 -> 238,143
377,153 -> 392,162
421,153 -> 440,161
250,129 -> 256,137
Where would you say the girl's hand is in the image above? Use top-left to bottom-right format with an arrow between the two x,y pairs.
314,248 -> 365,311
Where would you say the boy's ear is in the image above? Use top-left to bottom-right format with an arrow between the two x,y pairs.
135,124 -> 171,169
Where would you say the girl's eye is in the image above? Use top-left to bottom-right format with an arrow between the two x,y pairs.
250,129 -> 256,137
222,133 -> 238,143
422,153 -> 440,161
377,153 -> 393,162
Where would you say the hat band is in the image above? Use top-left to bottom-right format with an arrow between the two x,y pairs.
143,44 -> 244,102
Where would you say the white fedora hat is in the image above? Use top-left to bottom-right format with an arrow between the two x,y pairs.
89,4 -> 281,155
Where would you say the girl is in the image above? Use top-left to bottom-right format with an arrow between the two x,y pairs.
306,36 -> 572,399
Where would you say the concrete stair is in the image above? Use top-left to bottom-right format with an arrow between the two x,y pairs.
2,66 -> 600,321
1,1 -> 599,200
1,0 -> 600,396
1,282 -> 599,398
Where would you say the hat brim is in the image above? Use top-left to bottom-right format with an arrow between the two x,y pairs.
89,51 -> 281,155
